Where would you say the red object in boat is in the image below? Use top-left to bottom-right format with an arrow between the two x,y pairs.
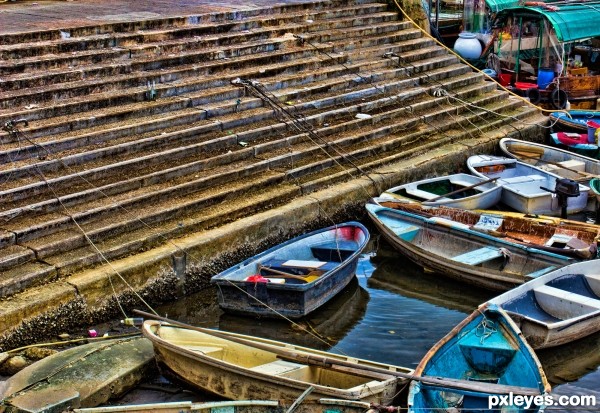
514,82 -> 538,90
246,274 -> 269,283
555,132 -> 588,145
339,225 -> 357,240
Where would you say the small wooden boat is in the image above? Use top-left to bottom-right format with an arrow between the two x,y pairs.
73,399 -> 375,413
489,260 -> 600,349
408,304 -> 550,412
0,337 -> 154,412
210,222 -> 369,319
365,203 -> 575,291
379,173 -> 502,209
373,199 -> 600,259
549,110 -> 600,133
499,137 -> 600,184
141,318 -> 412,405
467,154 -> 590,216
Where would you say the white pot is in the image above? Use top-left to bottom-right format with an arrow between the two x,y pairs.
453,32 -> 482,59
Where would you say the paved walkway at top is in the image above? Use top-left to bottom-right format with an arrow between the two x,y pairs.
0,0 -> 306,33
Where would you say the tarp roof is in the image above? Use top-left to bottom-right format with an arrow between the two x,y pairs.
488,1 -> 600,42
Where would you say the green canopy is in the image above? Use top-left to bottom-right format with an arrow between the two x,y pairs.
491,1 -> 600,42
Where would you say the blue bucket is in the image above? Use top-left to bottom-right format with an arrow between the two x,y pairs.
537,67 -> 554,90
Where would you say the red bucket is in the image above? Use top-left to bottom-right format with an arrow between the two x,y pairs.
514,82 -> 538,90
498,73 -> 512,86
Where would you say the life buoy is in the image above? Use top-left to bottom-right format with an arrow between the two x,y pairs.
550,89 -> 568,109
526,87 -> 541,104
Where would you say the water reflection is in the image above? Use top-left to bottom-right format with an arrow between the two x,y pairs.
219,277 -> 369,350
156,240 -> 600,391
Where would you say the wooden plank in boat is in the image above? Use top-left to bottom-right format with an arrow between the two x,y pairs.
452,247 -> 502,266
249,359 -> 305,375
281,259 -> 328,269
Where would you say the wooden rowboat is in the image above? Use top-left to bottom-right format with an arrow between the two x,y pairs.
365,203 -> 574,291
467,154 -> 590,216
379,173 -> 502,209
499,138 -> 600,184
210,222 -> 368,319
408,304 -> 550,412
374,199 -> 600,260
489,260 -> 600,349
141,319 -> 411,405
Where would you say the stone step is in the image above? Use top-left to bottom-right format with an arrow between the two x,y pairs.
0,11 -> 401,84
0,0 -> 383,46
0,79 -> 515,252
0,96 -> 537,296
0,60 -> 473,203
0,22 -> 417,109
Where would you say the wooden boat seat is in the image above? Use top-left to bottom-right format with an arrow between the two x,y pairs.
310,240 -> 357,262
261,258 -> 337,275
249,359 -> 306,376
458,329 -> 516,375
394,225 -> 420,241
584,273 -> 600,296
534,285 -> 600,319
452,247 -> 503,266
501,174 -> 546,184
187,345 -> 225,358
526,266 -> 556,279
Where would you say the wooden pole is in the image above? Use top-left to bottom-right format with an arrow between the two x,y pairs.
134,310 -> 542,397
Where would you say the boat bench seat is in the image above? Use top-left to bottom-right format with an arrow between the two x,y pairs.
501,174 -> 546,184
585,273 -> 600,296
311,240 -> 357,262
393,225 -> 420,241
249,359 -> 306,376
187,345 -> 224,358
526,266 -> 556,279
261,258 -> 337,275
452,247 -> 503,266
534,285 -> 600,319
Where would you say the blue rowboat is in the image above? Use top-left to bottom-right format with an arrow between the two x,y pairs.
467,154 -> 590,216
489,260 -> 600,349
365,203 -> 574,291
210,222 -> 369,319
549,110 -> 600,133
408,303 -> 550,412
379,173 -> 502,210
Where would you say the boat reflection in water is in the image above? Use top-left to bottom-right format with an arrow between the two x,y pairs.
537,328 -> 600,386
219,276 -> 370,350
368,246 -> 495,314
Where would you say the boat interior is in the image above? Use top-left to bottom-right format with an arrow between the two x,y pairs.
414,311 -> 542,411
378,202 -> 599,253
391,177 -> 488,202
218,226 -> 366,282
155,324 -> 392,392
502,273 -> 600,323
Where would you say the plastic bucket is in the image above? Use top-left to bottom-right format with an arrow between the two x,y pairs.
498,73 -> 511,86
537,67 -> 554,90
587,120 -> 600,143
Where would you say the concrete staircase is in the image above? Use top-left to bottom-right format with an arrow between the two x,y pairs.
0,0 -> 542,299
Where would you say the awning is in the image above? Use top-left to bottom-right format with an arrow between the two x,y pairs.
491,2 -> 600,42
486,0 -> 519,13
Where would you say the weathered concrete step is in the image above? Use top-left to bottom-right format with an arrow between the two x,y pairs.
0,23 -> 419,108
0,94 -> 536,293
0,0 -> 383,45
0,30 -> 430,125
0,79 -> 510,250
0,60 -> 472,193
0,2 -> 389,56
0,12 -> 403,86
0,261 -> 57,298
0,47 -> 454,173
0,245 -> 35,272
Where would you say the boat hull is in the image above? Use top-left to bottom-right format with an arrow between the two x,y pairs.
143,321 -> 409,405
467,154 -> 590,216
408,304 -> 549,413
380,173 -> 502,209
211,223 -> 368,319
489,260 -> 600,349
366,204 -> 574,292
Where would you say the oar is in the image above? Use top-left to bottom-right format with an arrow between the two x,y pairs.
258,264 -> 321,283
134,310 -> 542,397
512,151 -> 597,181
427,177 -> 499,202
